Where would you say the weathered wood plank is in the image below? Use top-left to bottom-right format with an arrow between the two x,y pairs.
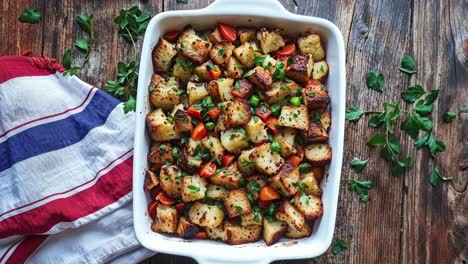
338,0 -> 414,263
400,0 -> 468,263
0,0 -> 44,56
40,0 -> 162,87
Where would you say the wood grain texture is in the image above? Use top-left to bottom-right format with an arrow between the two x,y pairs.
0,0 -> 466,263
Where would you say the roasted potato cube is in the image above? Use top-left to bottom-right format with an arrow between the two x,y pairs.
216,99 -> 251,131
304,118 -> 329,142
278,105 -> 309,131
304,144 -> 332,166
149,74 -> 181,111
263,219 -> 288,246
293,192 -> 323,220
177,27 -> 212,64
187,81 -> 209,105
300,171 -> 322,197
237,148 -> 257,176
246,66 -> 272,90
246,175 -> 267,200
209,164 -> 243,189
146,109 -> 180,142
210,42 -> 235,66
184,138 -> 204,169
250,143 -> 285,176
147,143 -> 174,168
301,80 -> 331,109
244,117 -> 269,144
182,175 -> 208,202
188,202 -> 224,228
275,201 -> 305,231
172,56 -> 194,83
207,78 -> 235,102
209,28 -> 223,43
225,56 -> 245,79
269,162 -> 300,197
237,27 -> 257,44
202,136 -> 225,163
273,128 -> 297,157
151,204 -> 179,233
233,42 -> 260,68
320,110 -> 331,132
176,217 -> 199,238
297,33 -> 326,61
285,54 -> 314,83
173,109 -> 193,133
205,224 -> 226,241
224,189 -> 252,218
159,165 -> 182,198
285,221 -> 312,239
224,222 -> 262,245
152,38 -> 177,73
312,60 -> 329,82
256,27 -> 285,54
193,60 -> 214,81
265,80 -> 300,104
220,128 -> 250,154
144,170 -> 159,190
240,209 -> 263,226
206,184 -> 229,200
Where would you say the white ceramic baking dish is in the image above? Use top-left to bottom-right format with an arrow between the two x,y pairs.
133,0 -> 346,263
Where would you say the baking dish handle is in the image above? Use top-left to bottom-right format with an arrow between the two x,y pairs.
206,0 -> 290,15
195,257 -> 270,264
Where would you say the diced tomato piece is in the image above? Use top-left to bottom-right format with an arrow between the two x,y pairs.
265,116 -> 280,134
287,155 -> 302,167
256,107 -> 271,122
217,23 -> 237,42
199,162 -> 217,178
276,44 -> 296,57
295,145 -> 304,160
163,31 -> 179,42
207,107 -> 221,120
187,104 -> 202,120
258,199 -> 272,209
191,123 -> 207,140
209,65 -> 222,79
175,203 -> 186,214
147,200 -> 159,218
221,154 -> 236,167
259,186 -> 280,201
157,192 -> 176,205
194,231 -> 208,239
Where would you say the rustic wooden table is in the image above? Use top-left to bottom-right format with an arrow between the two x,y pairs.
1,0 -> 466,263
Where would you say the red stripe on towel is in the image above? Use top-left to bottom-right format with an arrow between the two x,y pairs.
0,157 -> 133,239
5,236 -> 48,264
0,56 -> 59,84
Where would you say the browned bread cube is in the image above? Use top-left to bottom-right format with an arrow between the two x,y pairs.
177,27 -> 212,64
275,201 -> 305,231
144,169 -> 159,190
149,74 -> 181,111
176,217 -> 199,238
151,204 -> 179,233
224,222 -> 262,245
152,38 -> 177,73
263,219 -> 288,246
246,66 -> 272,90
285,54 -> 314,83
301,80 -> 330,109
188,201 -> 224,228
293,192 -> 323,220
223,189 -> 252,218
304,144 -> 332,166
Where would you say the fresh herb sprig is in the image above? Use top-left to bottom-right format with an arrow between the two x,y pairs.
105,6 -> 151,113
346,55 -> 452,187
63,15 -> 95,76
348,180 -> 373,202
332,239 -> 349,255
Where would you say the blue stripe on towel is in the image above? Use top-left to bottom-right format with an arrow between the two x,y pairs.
0,90 -> 120,172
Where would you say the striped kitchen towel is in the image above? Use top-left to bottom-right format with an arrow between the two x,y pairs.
0,56 -> 155,263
